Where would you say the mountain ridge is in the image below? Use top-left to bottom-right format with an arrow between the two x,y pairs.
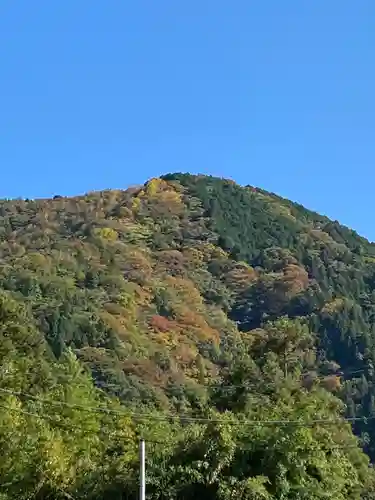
1,173 -> 375,498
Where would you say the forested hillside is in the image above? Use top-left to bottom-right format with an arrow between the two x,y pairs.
1,173 -> 375,498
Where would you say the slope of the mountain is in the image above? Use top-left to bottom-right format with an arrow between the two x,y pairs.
1,174 -> 375,498
164,173 -> 375,451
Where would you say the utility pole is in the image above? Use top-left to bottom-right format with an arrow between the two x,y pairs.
140,439 -> 146,500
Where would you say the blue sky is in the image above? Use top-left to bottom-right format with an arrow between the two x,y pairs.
1,1 -> 374,239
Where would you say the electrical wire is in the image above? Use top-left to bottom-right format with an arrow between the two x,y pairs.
0,404 -> 365,455
0,387 -> 374,428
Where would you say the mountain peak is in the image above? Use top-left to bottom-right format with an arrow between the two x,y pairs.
1,172 -> 375,496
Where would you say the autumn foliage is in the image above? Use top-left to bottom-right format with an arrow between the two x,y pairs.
0,173 -> 374,497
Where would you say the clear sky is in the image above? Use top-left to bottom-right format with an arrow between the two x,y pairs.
1,1 -> 374,239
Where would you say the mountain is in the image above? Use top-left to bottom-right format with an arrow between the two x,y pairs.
1,173 -> 375,498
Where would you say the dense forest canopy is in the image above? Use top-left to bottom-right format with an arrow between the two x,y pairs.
1,173 -> 375,498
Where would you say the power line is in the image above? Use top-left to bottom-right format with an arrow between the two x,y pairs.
0,368 -> 365,413
146,438 -> 363,452
0,404 -> 365,456
0,402 -> 59,423
0,387 -> 123,415
0,402 -> 365,454
0,386 -> 375,428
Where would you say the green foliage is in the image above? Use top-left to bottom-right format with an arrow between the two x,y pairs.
0,174 -> 375,497
165,173 -> 375,460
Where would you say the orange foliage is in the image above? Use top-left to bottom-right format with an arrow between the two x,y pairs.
225,263 -> 257,290
164,276 -> 203,311
150,315 -> 174,333
121,358 -> 168,388
122,249 -> 152,285
275,264 -> 309,299
154,250 -> 186,276
177,308 -> 219,342
321,375 -> 342,392
173,342 -> 197,366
